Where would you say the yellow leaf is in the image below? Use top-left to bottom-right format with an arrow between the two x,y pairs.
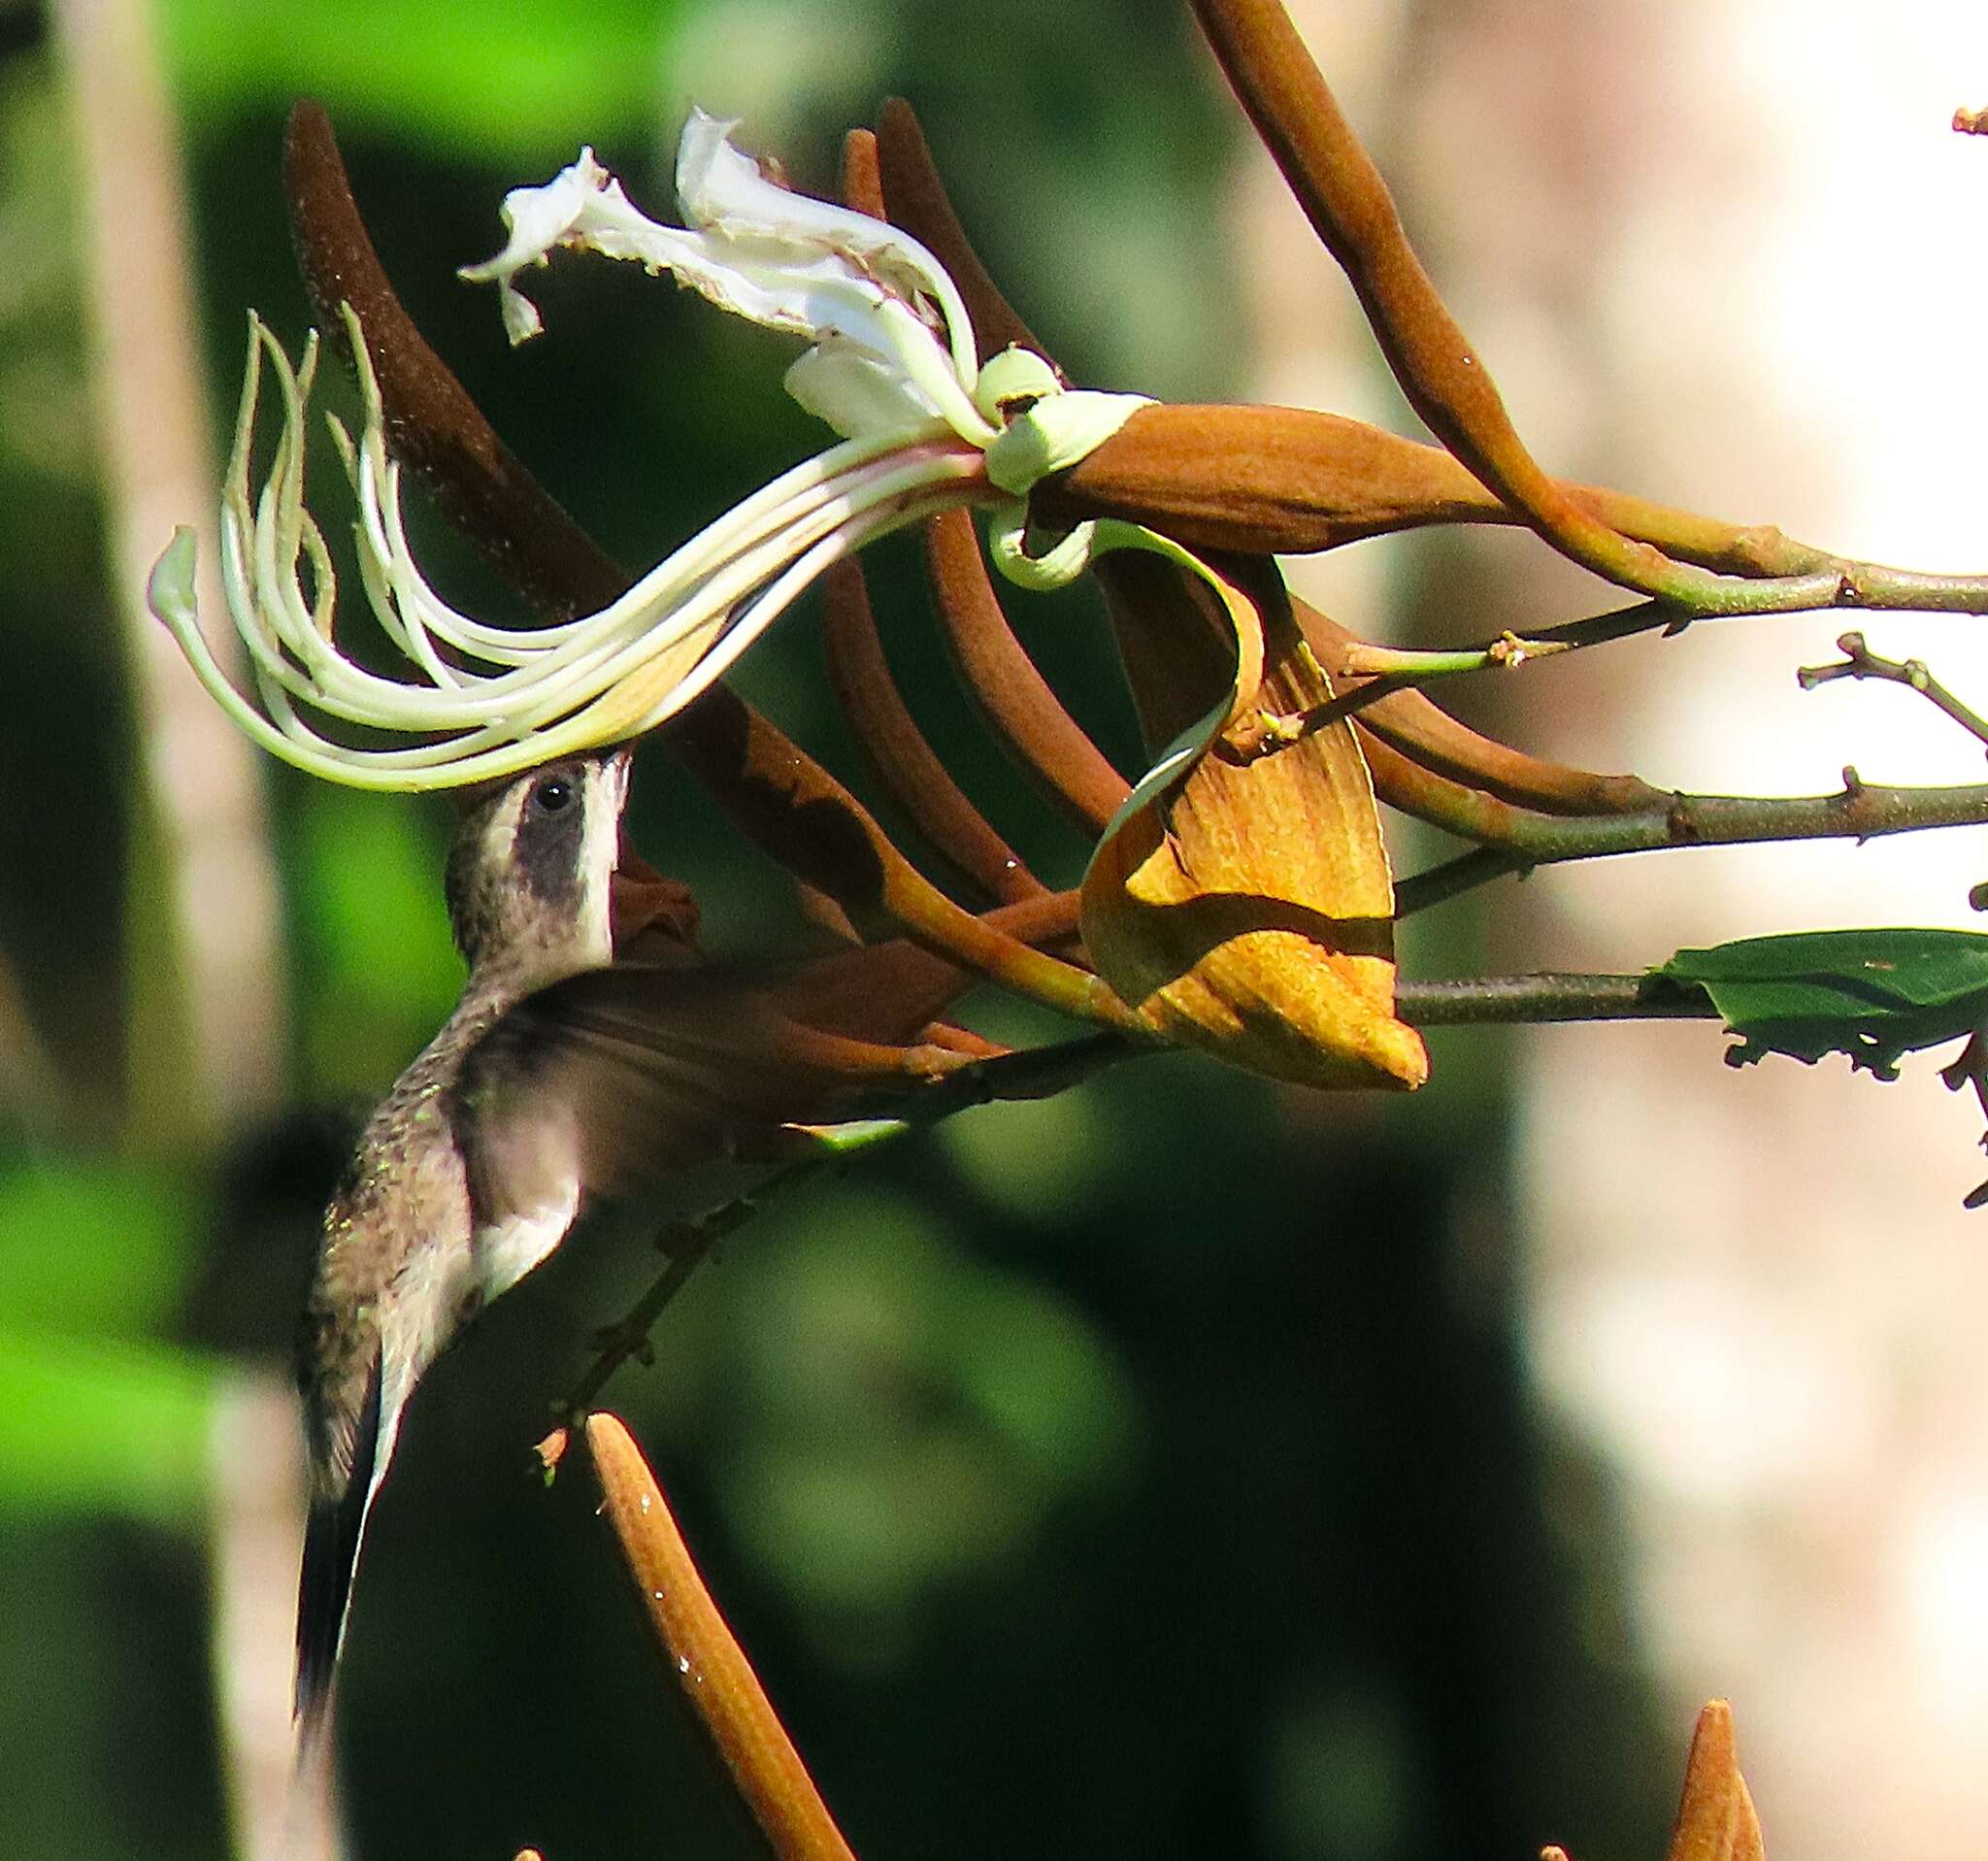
1079,553 -> 1426,1091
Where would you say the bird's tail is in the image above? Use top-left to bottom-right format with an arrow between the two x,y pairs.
292,1350 -> 383,1757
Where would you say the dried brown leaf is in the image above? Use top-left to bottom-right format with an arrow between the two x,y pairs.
1080,556 -> 1426,1090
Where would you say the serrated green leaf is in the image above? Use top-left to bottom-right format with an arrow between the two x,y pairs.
1655,928 -> 1988,1077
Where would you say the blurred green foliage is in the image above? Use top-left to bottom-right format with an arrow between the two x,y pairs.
0,1147 -> 213,1529
0,2 -> 1671,1857
159,0 -> 691,156
290,785 -> 462,1096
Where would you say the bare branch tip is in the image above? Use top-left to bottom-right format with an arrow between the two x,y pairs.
534,1427 -> 570,1483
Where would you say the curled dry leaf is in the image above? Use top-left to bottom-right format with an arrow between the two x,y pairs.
1080,553 -> 1427,1091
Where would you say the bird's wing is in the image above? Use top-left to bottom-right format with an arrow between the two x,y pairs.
456,959 -> 942,1209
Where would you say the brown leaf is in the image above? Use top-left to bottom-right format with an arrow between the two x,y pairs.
1080,554 -> 1426,1091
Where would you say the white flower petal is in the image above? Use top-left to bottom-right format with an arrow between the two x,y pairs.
785,340 -> 948,440
673,106 -> 963,341
462,111 -> 991,437
457,147 -> 612,345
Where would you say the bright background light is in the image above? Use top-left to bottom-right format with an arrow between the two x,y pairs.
1251,4 -> 1988,1853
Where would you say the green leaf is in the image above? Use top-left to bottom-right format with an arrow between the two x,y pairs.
1655,928 -> 1988,1078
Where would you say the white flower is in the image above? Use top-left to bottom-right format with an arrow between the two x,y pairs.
463,112 -> 997,449
149,111 -> 1148,791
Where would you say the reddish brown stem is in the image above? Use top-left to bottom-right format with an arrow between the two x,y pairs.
922,511 -> 1132,835
875,98 -> 1052,367
821,560 -> 1045,904
582,1415 -> 859,1861
1183,0 -> 1844,615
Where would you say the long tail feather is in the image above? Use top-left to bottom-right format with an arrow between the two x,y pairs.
293,1351 -> 382,1751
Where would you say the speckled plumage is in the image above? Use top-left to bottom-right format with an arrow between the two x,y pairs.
287,741 -> 975,1755
293,749 -> 627,1750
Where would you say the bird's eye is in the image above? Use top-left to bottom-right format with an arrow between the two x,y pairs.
531,777 -> 574,814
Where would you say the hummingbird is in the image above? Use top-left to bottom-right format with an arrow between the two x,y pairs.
289,742 -> 1069,1751
292,747 -> 636,1747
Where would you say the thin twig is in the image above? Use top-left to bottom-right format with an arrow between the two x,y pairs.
1396,972 -> 1714,1025
1337,631 -> 1571,679
548,966 -> 1718,1422
1241,630 -> 1574,758
1799,630 -> 1988,749
549,1033 -> 1135,1421
552,1162 -> 823,1426
1292,599 -> 1665,817
544,956 -> 1728,1422
1242,601 -> 1668,755
1391,771 -> 1988,914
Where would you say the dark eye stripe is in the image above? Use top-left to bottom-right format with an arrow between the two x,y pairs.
514,771 -> 587,906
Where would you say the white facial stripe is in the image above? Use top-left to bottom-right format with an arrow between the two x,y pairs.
577,755 -> 628,966
485,780 -> 529,899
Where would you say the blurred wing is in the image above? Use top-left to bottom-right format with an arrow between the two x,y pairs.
457,960 -> 936,1207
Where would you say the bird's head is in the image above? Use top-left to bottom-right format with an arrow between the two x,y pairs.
445,748 -> 633,994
